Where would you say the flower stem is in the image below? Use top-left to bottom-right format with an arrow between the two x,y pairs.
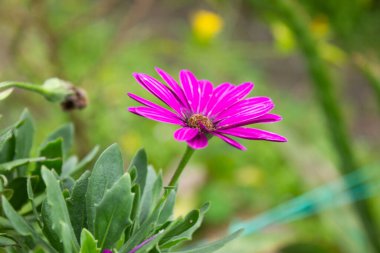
0,81 -> 46,95
168,146 -> 195,188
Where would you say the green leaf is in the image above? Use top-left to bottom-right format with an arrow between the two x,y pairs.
61,221 -> 77,253
8,177 -> 29,210
139,167 -> 163,224
119,213 -> 160,253
160,203 -> 210,249
128,149 -> 148,192
0,88 -> 13,100
129,222 -> 179,253
0,157 -> 45,172
119,194 -> 172,253
1,188 -> 13,199
2,195 -> 37,236
37,139 -> 63,174
0,216 -> 11,229
61,156 -> 78,178
94,173 -> 134,249
41,199 -> 64,252
67,171 -> 91,241
32,139 -> 63,195
157,189 -> 176,226
129,166 -> 137,182
0,234 -> 17,247
0,127 -> 15,162
14,110 -> 34,176
14,110 -> 34,159
1,196 -> 56,252
79,229 -> 100,253
0,174 -> 7,191
169,230 -> 242,253
86,144 -> 124,233
42,124 -> 74,157
61,177 -> 75,192
27,176 -> 42,226
41,167 -> 79,251
74,146 -> 99,173
125,184 -> 141,238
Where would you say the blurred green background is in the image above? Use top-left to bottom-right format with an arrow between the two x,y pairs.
1,0 -> 380,252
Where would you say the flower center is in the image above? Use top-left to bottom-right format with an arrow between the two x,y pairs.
187,114 -> 215,131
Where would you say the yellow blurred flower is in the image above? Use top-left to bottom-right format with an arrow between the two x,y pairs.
310,15 -> 330,39
191,10 -> 223,42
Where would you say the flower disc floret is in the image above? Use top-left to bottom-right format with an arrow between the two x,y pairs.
187,114 -> 215,131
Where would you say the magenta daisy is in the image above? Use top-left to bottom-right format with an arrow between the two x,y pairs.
128,68 -> 287,150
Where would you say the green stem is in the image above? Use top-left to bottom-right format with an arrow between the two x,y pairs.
249,0 -> 380,251
154,146 -> 195,211
168,146 -> 195,188
0,81 -> 46,95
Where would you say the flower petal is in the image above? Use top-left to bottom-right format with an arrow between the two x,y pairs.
128,93 -> 174,112
211,82 -> 254,116
204,82 -> 234,117
133,73 -> 183,114
180,70 -> 200,113
212,133 -> 246,150
216,97 -> 274,129
198,80 -> 214,114
217,127 -> 287,142
155,67 -> 189,109
174,127 -> 199,141
219,113 -> 283,129
245,113 -> 283,124
129,106 -> 184,125
187,134 -> 208,149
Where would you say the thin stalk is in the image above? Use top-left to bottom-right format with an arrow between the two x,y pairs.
0,81 -> 46,95
150,146 -> 195,220
260,0 -> 380,251
168,146 -> 195,188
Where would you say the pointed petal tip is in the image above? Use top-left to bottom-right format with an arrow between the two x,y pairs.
133,72 -> 152,81
128,107 -> 138,114
154,66 -> 163,72
132,72 -> 143,81
241,81 -> 254,88
180,69 -> 195,76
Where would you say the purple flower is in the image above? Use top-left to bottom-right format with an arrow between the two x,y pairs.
128,68 -> 287,150
102,250 -> 112,253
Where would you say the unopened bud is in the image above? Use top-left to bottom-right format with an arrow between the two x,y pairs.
61,86 -> 88,111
